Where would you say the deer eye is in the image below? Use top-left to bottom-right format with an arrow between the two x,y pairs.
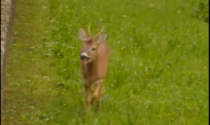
92,48 -> 96,51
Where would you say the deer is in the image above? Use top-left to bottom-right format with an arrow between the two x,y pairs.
79,26 -> 111,112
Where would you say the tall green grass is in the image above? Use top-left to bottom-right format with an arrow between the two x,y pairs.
41,0 -> 209,124
2,0 -> 208,125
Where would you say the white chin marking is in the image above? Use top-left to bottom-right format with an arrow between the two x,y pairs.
81,52 -> 88,57
83,59 -> 89,64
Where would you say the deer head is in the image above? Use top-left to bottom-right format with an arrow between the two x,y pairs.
79,26 -> 107,64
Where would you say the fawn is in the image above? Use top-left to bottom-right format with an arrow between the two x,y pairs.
79,26 -> 111,111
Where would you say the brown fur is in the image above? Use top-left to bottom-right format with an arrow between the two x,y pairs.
79,27 -> 110,111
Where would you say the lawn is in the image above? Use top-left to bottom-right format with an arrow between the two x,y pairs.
1,0 -> 209,125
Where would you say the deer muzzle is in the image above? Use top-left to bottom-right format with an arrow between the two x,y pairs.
80,52 -> 89,60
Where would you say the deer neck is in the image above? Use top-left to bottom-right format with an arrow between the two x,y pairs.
87,60 -> 98,75
82,59 -> 98,81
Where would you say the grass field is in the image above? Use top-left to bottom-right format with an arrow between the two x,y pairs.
1,0 -> 209,125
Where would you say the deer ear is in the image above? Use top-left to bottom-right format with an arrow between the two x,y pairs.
98,34 -> 107,44
79,29 -> 87,41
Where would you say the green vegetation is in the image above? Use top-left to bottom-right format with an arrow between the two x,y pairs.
194,0 -> 209,23
2,0 -> 208,125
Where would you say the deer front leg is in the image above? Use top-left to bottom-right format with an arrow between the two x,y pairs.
91,79 -> 104,111
84,81 -> 91,112
97,82 -> 103,111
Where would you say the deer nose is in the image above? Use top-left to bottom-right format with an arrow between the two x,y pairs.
80,52 -> 88,60
80,55 -> 87,60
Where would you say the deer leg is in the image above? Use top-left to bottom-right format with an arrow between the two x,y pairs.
91,80 -> 104,111
91,85 -> 100,105
97,82 -> 103,111
84,82 -> 91,112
